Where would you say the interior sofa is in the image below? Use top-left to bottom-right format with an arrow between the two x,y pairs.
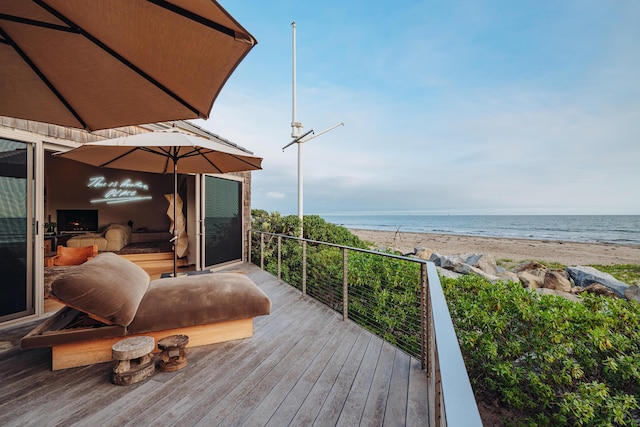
66,223 -> 131,252
22,252 -> 271,370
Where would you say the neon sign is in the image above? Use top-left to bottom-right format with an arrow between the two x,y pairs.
88,176 -> 152,204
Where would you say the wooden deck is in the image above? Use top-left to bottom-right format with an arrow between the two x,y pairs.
0,263 -> 429,426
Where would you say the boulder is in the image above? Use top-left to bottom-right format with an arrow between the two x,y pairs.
518,271 -> 544,289
558,270 -> 571,281
466,254 -> 500,276
543,270 -> 572,293
535,288 -> 581,303
529,268 -> 548,279
464,254 -> 483,266
497,271 -> 520,283
440,254 -> 472,270
414,247 -> 433,261
436,266 -> 462,280
429,253 -> 442,266
624,285 -> 640,303
453,263 -> 501,283
580,283 -> 620,298
512,261 -> 547,274
566,266 -> 629,298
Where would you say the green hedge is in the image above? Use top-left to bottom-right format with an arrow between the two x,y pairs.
443,275 -> 640,426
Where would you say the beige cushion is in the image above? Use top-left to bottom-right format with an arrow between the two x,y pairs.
50,252 -> 150,327
66,234 -> 108,251
104,224 -> 131,251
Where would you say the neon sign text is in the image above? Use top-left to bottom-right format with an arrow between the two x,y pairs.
88,176 -> 152,204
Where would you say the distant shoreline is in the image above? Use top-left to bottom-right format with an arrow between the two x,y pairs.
322,214 -> 640,246
348,228 -> 640,266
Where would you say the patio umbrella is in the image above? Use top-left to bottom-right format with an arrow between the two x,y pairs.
0,0 -> 256,131
56,128 -> 262,276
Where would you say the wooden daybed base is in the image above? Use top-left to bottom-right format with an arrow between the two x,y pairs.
22,307 -> 256,370
21,253 -> 271,370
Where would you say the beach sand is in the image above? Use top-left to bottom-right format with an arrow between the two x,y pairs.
350,229 -> 640,266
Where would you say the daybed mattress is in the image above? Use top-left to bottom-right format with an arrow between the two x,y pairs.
22,253 -> 271,349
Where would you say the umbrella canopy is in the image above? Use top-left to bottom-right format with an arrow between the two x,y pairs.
0,0 -> 256,131
58,128 -> 263,174
57,128 -> 262,276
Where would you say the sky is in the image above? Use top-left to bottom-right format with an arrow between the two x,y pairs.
195,0 -> 640,216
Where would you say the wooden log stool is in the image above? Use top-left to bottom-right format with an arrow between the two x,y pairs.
158,334 -> 189,372
111,336 -> 155,386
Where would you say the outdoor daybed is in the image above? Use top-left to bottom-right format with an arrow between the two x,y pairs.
22,253 -> 271,370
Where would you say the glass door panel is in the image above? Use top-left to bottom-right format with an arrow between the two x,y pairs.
0,138 -> 34,322
202,176 -> 242,267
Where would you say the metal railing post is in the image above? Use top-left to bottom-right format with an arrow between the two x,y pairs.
421,262 -> 428,371
247,229 -> 252,264
277,235 -> 282,280
302,240 -> 307,296
342,248 -> 348,321
260,233 -> 264,270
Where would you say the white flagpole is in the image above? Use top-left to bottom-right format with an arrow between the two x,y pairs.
292,21 -> 304,237
286,22 -> 343,238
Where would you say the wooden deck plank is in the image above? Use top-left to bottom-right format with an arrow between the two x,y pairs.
335,336 -> 385,427
218,313 -> 344,426
311,330 -> 373,426
360,341 -> 397,426
0,356 -> 114,425
192,302 -> 335,426
0,263 -> 431,426
72,379 -> 164,426
407,358 -> 430,427
154,296 -> 324,425
384,349 -> 412,426
240,317 -> 349,426
276,323 -> 370,427
264,322 -> 364,427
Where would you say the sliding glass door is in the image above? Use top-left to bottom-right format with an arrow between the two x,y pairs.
202,175 -> 242,267
0,138 -> 34,322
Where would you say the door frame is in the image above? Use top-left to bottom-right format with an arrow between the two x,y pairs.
198,173 -> 245,270
0,129 -> 45,326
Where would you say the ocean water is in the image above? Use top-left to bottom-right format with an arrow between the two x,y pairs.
320,215 -> 640,246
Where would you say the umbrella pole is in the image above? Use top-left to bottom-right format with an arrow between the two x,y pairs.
173,162 -> 178,278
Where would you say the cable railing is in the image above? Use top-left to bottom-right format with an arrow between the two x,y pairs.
249,230 -> 482,426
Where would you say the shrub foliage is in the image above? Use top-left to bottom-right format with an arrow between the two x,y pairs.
443,275 -> 640,426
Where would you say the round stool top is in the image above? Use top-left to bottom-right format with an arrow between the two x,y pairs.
112,336 -> 155,360
158,334 -> 189,350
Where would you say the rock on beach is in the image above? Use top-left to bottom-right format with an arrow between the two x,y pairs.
350,229 -> 640,266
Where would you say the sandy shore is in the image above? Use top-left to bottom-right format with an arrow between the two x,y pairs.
349,229 -> 640,266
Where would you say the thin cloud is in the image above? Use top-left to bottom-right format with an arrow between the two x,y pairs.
198,1 -> 640,215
